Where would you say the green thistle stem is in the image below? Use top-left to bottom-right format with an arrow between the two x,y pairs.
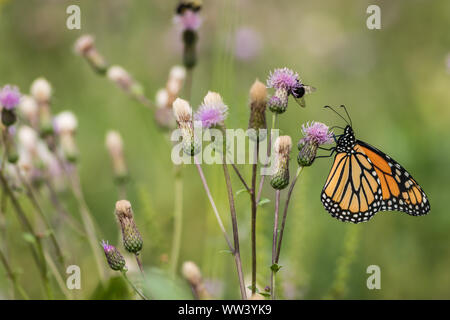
271,190 -> 281,300
121,271 -> 148,300
0,249 -> 29,300
170,165 -> 183,276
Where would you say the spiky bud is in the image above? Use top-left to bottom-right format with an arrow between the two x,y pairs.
268,88 -> 288,114
105,131 -> 128,183
4,126 -> 18,163
173,98 -> 200,156
74,35 -> 108,74
270,136 -> 292,190
115,200 -> 143,254
101,240 -> 126,271
248,79 -> 267,140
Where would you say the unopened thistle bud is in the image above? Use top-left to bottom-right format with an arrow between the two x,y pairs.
4,126 -> 18,163
173,98 -> 200,156
74,35 -> 108,74
248,80 -> 267,140
31,77 -> 53,136
54,111 -> 78,162
0,85 -> 21,127
297,122 -> 333,167
19,95 -> 39,128
107,65 -> 144,98
101,240 -> 126,271
266,68 -> 302,114
181,261 -> 211,299
270,136 -> 292,190
174,5 -> 202,69
105,131 -> 128,183
115,200 -> 143,254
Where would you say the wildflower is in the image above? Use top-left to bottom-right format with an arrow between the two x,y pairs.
19,95 -> 39,128
266,68 -> 302,114
297,121 -> 333,167
174,4 -> 201,69
248,79 -> 267,140
107,65 -> 144,97
101,240 -> 126,271
0,85 -> 21,110
31,77 -> 53,136
270,136 -> 292,190
173,98 -> 200,156
234,27 -> 262,61
54,111 -> 78,162
115,200 -> 143,254
194,91 -> 228,129
181,261 -> 211,299
105,131 -> 128,183
74,34 -> 108,74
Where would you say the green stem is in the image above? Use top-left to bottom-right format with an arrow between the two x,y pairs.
0,249 -> 29,300
250,141 -> 259,294
170,166 -> 183,276
271,190 -> 281,300
122,271 -> 148,300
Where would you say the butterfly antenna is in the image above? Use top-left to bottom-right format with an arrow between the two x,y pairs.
339,105 -> 352,127
324,105 -> 350,126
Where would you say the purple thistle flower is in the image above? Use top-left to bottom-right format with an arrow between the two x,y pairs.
267,68 -> 302,96
0,85 -> 21,110
194,92 -> 228,129
101,240 -> 126,271
174,10 -> 202,31
300,121 -> 333,145
101,240 -> 114,252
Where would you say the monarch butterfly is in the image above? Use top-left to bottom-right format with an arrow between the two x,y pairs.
321,105 -> 430,223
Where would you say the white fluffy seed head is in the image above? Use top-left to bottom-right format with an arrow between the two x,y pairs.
18,126 -> 38,152
107,65 -> 131,84
105,130 -> 123,155
74,34 -> 95,55
172,98 -> 192,123
250,79 -> 267,103
54,111 -> 78,134
181,261 -> 202,286
203,91 -> 224,107
274,135 -> 292,156
169,65 -> 186,82
31,77 -> 52,103
19,95 -> 38,118
155,88 -> 169,109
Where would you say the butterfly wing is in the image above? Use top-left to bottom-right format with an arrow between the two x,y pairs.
355,140 -> 430,216
321,150 -> 383,223
321,141 -> 430,223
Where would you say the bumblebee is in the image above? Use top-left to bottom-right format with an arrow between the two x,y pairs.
176,0 -> 202,15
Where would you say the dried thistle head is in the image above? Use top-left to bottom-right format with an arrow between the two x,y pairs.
270,135 -> 292,190
248,79 -> 267,140
181,261 -> 202,286
115,200 -> 143,254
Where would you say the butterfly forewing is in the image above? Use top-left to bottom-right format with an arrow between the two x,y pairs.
321,134 -> 430,224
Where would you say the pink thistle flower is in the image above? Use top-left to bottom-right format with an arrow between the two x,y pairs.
234,27 -> 262,61
194,91 -> 228,128
0,85 -> 21,110
267,68 -> 302,97
300,121 -> 333,145
174,10 -> 202,31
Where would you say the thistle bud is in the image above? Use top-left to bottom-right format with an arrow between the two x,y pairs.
31,78 -> 53,136
101,240 -> 126,271
173,98 -> 200,156
4,126 -> 18,163
105,131 -> 128,183
115,200 -> 143,254
181,261 -> 211,300
270,136 -> 292,190
268,88 -> 288,114
248,79 -> 267,140
19,96 -> 39,128
54,111 -> 78,162
74,35 -> 108,74
107,65 -> 144,97
1,85 -> 21,127
174,8 -> 202,69
297,122 -> 333,167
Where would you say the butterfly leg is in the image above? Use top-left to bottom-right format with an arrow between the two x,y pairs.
315,149 -> 336,159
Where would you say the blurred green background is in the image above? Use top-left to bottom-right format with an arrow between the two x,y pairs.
0,0 -> 449,299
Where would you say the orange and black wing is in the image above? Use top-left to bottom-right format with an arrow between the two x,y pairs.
321,149 -> 383,223
355,140 -> 430,216
321,142 -> 430,223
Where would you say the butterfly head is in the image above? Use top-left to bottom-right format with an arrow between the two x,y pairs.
336,125 -> 356,153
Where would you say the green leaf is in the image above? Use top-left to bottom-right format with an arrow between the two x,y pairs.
235,188 -> 249,197
22,233 -> 36,244
89,276 -> 131,300
219,250 -> 234,255
257,198 -> 271,206
142,267 -> 193,300
247,285 -> 259,293
270,263 -> 282,273
259,292 -> 271,298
